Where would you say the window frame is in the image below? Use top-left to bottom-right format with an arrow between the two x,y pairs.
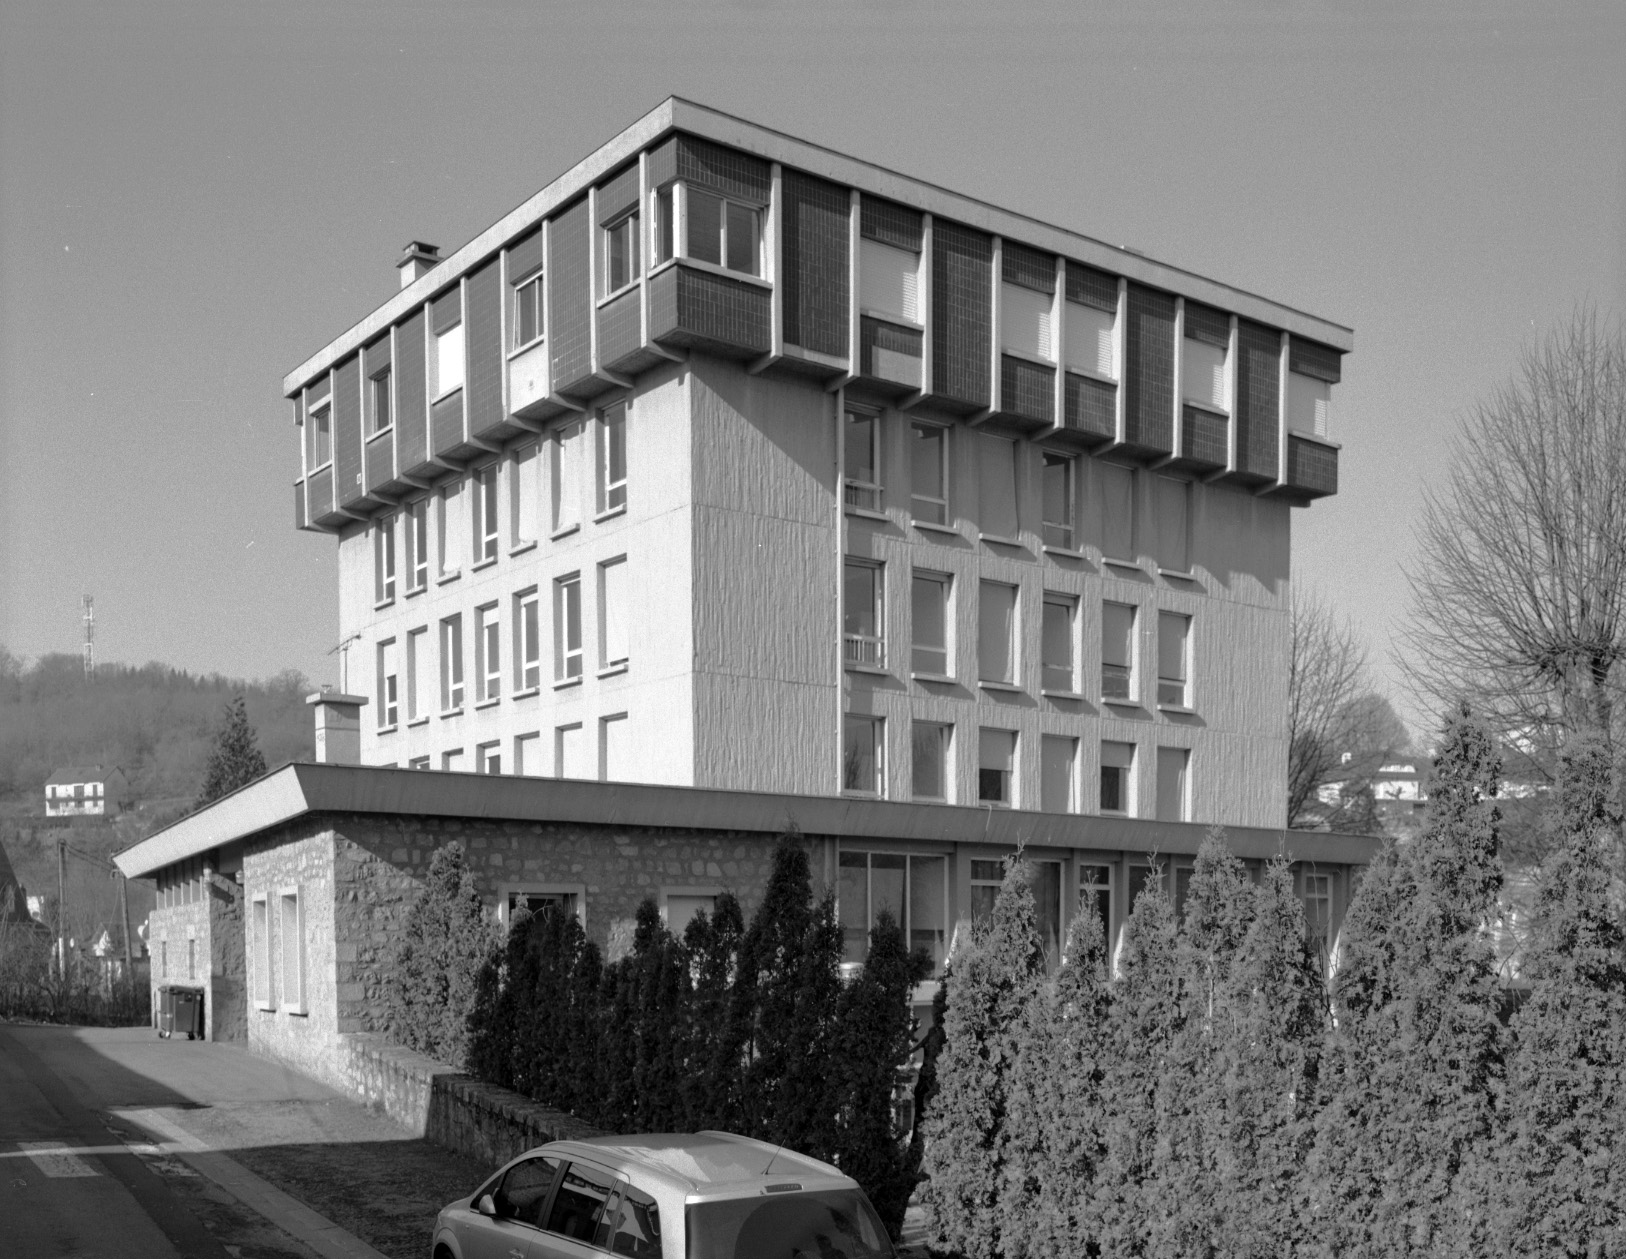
373,514 -> 396,605
432,319 -> 465,400
551,419 -> 586,537
1040,733 -> 1078,813
910,421 -> 949,525
1041,451 -> 1076,550
843,407 -> 883,513
497,883 -> 588,931
910,570 -> 951,678
555,723 -> 588,779
977,580 -> 1018,688
842,714 -> 885,798
405,498 -> 429,592
1156,745 -> 1190,822
510,441 -> 540,551
597,403 -> 627,516
472,464 -> 499,566
476,740 -> 502,776
514,588 -> 542,694
977,727 -> 1017,807
1157,611 -> 1192,708
836,847 -> 950,980
598,557 -> 629,672
405,626 -> 427,722
599,712 -> 630,782
673,183 -> 762,278
554,574 -> 583,684
512,267 -> 545,350
1100,740 -> 1136,816
376,638 -> 399,730
843,558 -> 885,670
305,398 -> 333,472
368,366 -> 392,436
910,720 -> 951,803
1102,602 -> 1138,704
475,603 -> 501,705
1041,594 -> 1078,695
278,887 -> 305,1016
601,209 -> 642,297
439,614 -> 465,713
251,894 -> 274,1011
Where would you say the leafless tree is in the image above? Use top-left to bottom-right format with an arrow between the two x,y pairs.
1403,307 -> 1626,768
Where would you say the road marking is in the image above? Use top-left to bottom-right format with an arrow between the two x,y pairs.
17,1140 -> 99,1178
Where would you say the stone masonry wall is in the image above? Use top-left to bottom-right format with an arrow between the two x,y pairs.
208,871 -> 247,1042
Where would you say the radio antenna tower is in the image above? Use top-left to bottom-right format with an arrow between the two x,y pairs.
82,595 -> 96,681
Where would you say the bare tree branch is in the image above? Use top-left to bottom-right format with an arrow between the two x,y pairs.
1288,591 -> 1385,828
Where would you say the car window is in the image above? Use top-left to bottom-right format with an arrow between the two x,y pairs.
685,1190 -> 893,1259
603,1184 -> 662,1258
545,1160 -> 618,1243
496,1155 -> 561,1227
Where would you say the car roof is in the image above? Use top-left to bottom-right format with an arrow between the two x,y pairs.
545,1131 -> 857,1197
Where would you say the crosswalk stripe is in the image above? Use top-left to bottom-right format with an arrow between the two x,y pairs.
18,1141 -> 100,1178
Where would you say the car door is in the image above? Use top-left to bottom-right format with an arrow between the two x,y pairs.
459,1153 -> 562,1259
530,1159 -> 621,1259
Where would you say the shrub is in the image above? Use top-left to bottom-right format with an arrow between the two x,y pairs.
385,841 -> 491,1068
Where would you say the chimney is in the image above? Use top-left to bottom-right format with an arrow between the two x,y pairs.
397,240 -> 441,289
306,691 -> 368,765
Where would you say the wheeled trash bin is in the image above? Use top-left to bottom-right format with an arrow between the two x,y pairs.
156,984 -> 176,1038
157,985 -> 204,1040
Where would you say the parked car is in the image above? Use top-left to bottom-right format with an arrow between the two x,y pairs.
431,1130 -> 895,1259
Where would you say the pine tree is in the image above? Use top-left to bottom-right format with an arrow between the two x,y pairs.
193,695 -> 268,809
1308,703 -> 1506,1257
386,841 -> 492,1068
920,857 -> 1044,1259
1503,736 -> 1626,1255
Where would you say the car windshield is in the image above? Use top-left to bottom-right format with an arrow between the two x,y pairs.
685,1190 -> 894,1259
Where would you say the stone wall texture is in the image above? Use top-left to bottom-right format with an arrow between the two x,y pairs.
147,873 -> 243,1041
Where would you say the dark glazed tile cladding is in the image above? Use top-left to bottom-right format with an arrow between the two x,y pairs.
647,134 -> 771,205
1286,433 -> 1338,496
1002,241 -> 1055,294
431,290 -> 461,335
648,265 -> 771,356
782,171 -> 849,358
395,310 -> 428,474
931,221 -> 992,408
431,391 -> 463,458
1183,302 -> 1230,348
1065,263 -> 1118,312
307,465 -> 336,525
1181,406 -> 1229,469
1124,285 -> 1175,455
1289,337 -> 1342,383
466,259 -> 503,440
595,163 -> 640,224
365,430 -> 393,494
1064,373 -> 1116,440
598,286 -> 643,370
1236,320 -> 1281,480
859,197 -> 923,251
334,355 -> 363,508
1001,355 -> 1055,424
506,229 -> 543,284
549,200 -> 593,393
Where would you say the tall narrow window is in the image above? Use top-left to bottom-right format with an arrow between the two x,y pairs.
724,201 -> 760,273
476,742 -> 502,775
1042,452 -> 1075,549
433,320 -> 464,397
439,614 -> 464,711
1157,612 -> 1191,707
552,420 -> 585,534
603,212 -> 641,293
844,409 -> 881,511
910,422 -> 947,524
1041,734 -> 1077,813
911,722 -> 950,802
600,713 -> 631,782
556,723 -> 588,778
406,499 -> 429,591
306,400 -> 332,470
252,896 -> 272,1009
513,267 -> 544,348
1102,603 -> 1136,701
369,368 -> 392,434
279,891 -> 304,1014
600,557 -> 629,669
978,581 -> 1016,685
1079,864 -> 1113,943
842,715 -> 884,796
653,186 -> 675,264
511,443 -> 539,548
475,604 -> 500,703
978,728 -> 1016,806
405,626 -> 427,720
1301,872 -> 1333,960
555,575 -> 582,681
1154,476 -> 1190,572
860,237 -> 921,323
441,749 -> 464,772
514,732 -> 541,776
515,590 -> 541,692
377,639 -> 399,728
1156,747 -> 1190,822
1099,462 -> 1134,561
1002,280 -> 1054,361
844,560 -> 884,667
911,572 -> 950,675
1066,271 -> 1119,379
374,515 -> 396,604
598,403 -> 627,514
1288,371 -> 1332,438
439,481 -> 465,577
473,465 -> 499,564
978,433 -> 1019,539
1101,741 -> 1135,815
1183,303 -> 1230,412
1041,595 -> 1075,693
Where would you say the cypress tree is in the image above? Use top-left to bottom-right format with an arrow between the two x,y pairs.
683,892 -> 746,1130
465,914 -> 521,1089
920,858 -> 1044,1259
1503,736 -> 1626,1255
194,695 -> 269,809
771,889 -> 844,1159
628,897 -> 689,1132
386,840 -> 492,1068
1309,703 -> 1506,1257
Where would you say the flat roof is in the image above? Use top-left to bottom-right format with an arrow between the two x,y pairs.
113,762 -> 1383,880
284,96 -> 1352,396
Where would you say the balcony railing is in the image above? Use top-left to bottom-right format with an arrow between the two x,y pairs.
844,634 -> 885,668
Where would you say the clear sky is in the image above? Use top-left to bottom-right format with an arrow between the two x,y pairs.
3,0 -> 1623,734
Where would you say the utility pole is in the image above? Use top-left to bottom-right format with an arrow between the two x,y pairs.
56,839 -> 66,982
118,873 -> 134,988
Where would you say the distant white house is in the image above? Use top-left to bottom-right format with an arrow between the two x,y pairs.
44,766 -> 131,818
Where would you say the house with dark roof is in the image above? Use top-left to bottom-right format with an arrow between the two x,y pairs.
44,766 -> 131,818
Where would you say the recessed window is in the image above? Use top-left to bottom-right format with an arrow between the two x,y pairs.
1288,372 -> 1332,438
600,713 -> 630,782
369,368 -> 392,434
911,572 -> 950,675
1101,741 -> 1135,815
910,422 -> 948,525
598,403 -> 627,514
439,614 -> 464,711
1157,612 -> 1191,707
911,721 -> 950,802
653,186 -> 675,265
1041,734 -> 1077,813
1042,452 -> 1075,549
860,237 -> 921,324
472,464 -> 499,564
1099,462 -> 1134,561
252,896 -> 273,1010
441,748 -> 464,773
376,639 -> 398,729
476,741 -> 502,775
1042,595 -> 1075,693
475,604 -> 500,703
515,589 -> 541,692
556,723 -> 589,778
555,575 -> 582,681
844,408 -> 881,512
407,755 -> 431,770
978,728 -> 1015,806
842,715 -> 884,796
1102,602 -> 1136,701
513,269 -> 544,348
1079,863 -> 1113,944
1156,746 -> 1190,822
511,443 -> 539,548
978,432 -> 1019,539
978,581 -> 1017,686
1154,476 -> 1189,572
438,481 -> 466,578
1065,266 -> 1119,379
603,211 -> 641,294
838,850 -> 947,977
1002,280 -> 1054,362
306,400 -> 332,471
1300,872 -> 1333,958
405,499 -> 429,591
552,420 -> 585,534
433,320 -> 464,398
503,887 -> 582,926
1183,302 -> 1230,412
599,557 -> 629,669
513,732 -> 541,777
844,560 -> 884,668
683,187 -> 761,276
374,514 -> 396,604
279,890 -> 304,1014
405,627 -> 427,721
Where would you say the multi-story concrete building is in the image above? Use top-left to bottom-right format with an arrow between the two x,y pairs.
288,97 -> 1348,827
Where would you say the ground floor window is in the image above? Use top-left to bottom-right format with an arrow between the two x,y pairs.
279,889 -> 305,1014
500,884 -> 586,931
971,856 -> 1063,971
837,850 -> 948,977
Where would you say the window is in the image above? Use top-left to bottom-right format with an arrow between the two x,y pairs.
491,1155 -> 559,1228
1042,452 -> 1075,549
513,268 -> 544,348
600,713 -> 630,782
1102,603 -> 1136,702
1002,281 -> 1054,361
603,211 -> 641,293
599,558 -> 629,670
838,851 -> 948,977
653,185 -> 675,264
1154,476 -> 1189,572
555,575 -> 582,681
513,732 -> 541,776
439,615 -> 464,711
306,400 -> 332,470
405,499 -> 429,591
472,465 -> 499,565
910,422 -> 947,524
1156,747 -> 1190,822
844,408 -> 881,511
1041,595 -> 1076,693
843,715 -> 884,796
1099,462 -> 1134,561
1301,872 -> 1333,961
475,604 -> 500,703
369,368 -> 392,434
597,403 -> 627,514
1157,612 -> 1191,707
405,627 -> 427,720
556,723 -> 589,779
252,896 -> 273,1010
1101,741 -> 1135,815
978,432 -> 1019,539
476,741 -> 501,775
664,892 -> 716,931
684,187 -> 760,276
1041,735 -> 1077,813
439,481 -> 466,578
1066,284 -> 1118,378
279,890 -> 304,1014
911,572 -> 950,676
441,748 -> 464,772
373,514 -> 396,604
860,237 -> 921,323
911,721 -> 950,802
978,582 -> 1016,685
546,1161 -> 618,1245
970,858 -> 1062,971
978,728 -> 1015,806
515,589 -> 541,692
603,1185 -> 662,1258
408,755 -> 430,770
552,420 -> 585,534
1079,864 -> 1113,944
1183,305 -> 1229,411
844,560 -> 884,668
377,639 -> 399,729
1288,371 -> 1331,438
503,888 -> 581,926
433,320 -> 464,397
511,442 -> 538,548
